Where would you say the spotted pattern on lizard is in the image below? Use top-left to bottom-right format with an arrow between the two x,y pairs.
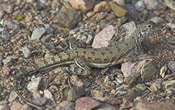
13,21 -> 156,109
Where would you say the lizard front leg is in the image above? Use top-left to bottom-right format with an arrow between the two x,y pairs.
64,57 -> 91,76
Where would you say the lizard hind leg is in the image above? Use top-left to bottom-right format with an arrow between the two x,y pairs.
64,57 -> 91,76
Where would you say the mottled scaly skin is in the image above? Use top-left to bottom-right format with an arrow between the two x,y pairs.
13,21 -> 156,109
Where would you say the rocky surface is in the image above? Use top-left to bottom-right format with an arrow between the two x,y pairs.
0,0 -> 175,110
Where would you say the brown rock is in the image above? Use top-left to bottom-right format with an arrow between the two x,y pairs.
75,97 -> 100,110
56,101 -> 75,110
94,1 -> 111,12
2,66 -> 10,76
91,89 -> 104,98
92,25 -> 116,48
122,60 -> 157,84
135,101 -> 175,110
69,0 -> 95,11
70,75 -> 84,87
110,2 -> 128,17
10,101 -> 32,110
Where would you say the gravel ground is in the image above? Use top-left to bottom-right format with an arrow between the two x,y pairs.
1,0 -> 175,110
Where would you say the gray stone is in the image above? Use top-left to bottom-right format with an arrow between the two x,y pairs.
168,61 -> 175,73
135,0 -> 146,11
8,91 -> 18,102
2,55 -> 16,65
0,11 -> 4,19
20,46 -> 31,58
44,89 -> 54,101
67,87 -> 85,101
32,97 -> 47,106
143,0 -> 159,10
31,28 -> 46,41
125,4 -> 138,21
1,20 -> 18,30
51,0 -> 62,10
27,76 -> 42,93
38,0 -> 46,3
53,7 -> 82,29
1,31 -> 10,41
0,3 -> 14,13
0,53 -> 2,66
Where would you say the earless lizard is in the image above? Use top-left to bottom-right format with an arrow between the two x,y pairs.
13,21 -> 156,109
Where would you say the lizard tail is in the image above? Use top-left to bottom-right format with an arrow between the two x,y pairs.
13,60 -> 75,109
13,70 -> 43,109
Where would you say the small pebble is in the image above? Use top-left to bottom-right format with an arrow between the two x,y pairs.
91,89 -> 104,98
110,2 -> 128,17
135,0 -> 146,11
32,97 -> 47,106
56,101 -> 75,110
1,31 -> 10,41
51,0 -> 62,10
27,76 -> 42,93
20,46 -> 31,58
69,0 -> 95,11
31,28 -> 46,41
0,3 -> 14,13
44,89 -> 54,101
94,1 -> 111,12
168,61 -> 175,73
8,90 -> 18,103
75,97 -> 100,110
143,0 -> 159,10
70,75 -> 84,87
67,87 -> 86,101
2,56 -> 16,65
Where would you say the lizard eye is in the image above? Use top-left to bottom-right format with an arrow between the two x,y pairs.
147,24 -> 152,28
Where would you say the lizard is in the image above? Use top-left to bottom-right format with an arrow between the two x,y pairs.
13,21 -> 156,109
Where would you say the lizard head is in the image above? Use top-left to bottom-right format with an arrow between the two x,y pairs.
136,21 -> 157,43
